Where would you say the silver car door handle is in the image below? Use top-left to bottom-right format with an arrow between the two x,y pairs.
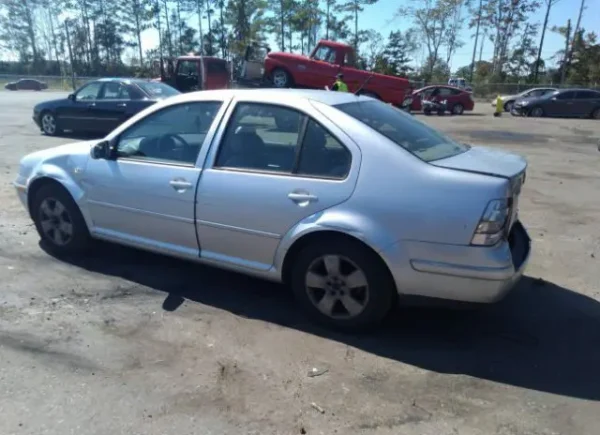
288,192 -> 318,202
169,179 -> 193,190
116,103 -> 127,108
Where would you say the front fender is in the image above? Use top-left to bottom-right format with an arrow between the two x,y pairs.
27,161 -> 93,230
272,208 -> 403,274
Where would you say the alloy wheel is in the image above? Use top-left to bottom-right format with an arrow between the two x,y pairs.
41,113 -> 56,135
305,254 -> 370,319
38,197 -> 73,246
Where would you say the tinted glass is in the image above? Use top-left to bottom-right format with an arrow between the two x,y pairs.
438,87 -> 456,96
297,119 -> 351,179
215,103 -> 303,172
335,100 -> 468,162
206,60 -> 228,74
117,102 -> 222,164
575,91 -> 600,99
556,91 -> 576,100
178,60 -> 197,75
101,82 -> 130,100
76,82 -> 102,101
137,81 -> 180,99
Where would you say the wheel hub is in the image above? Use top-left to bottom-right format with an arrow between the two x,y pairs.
305,255 -> 369,319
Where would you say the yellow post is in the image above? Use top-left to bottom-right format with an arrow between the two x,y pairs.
494,95 -> 503,117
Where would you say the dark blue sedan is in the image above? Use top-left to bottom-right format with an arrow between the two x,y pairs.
33,78 -> 180,136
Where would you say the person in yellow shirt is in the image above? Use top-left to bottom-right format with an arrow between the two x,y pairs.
331,73 -> 348,92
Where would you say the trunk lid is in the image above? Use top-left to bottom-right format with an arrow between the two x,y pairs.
432,145 -> 527,233
431,145 -> 526,180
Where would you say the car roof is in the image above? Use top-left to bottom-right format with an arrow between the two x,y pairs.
95,77 -> 151,85
556,88 -> 598,92
163,88 -> 369,106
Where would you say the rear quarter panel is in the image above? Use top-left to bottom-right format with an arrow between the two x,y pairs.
311,100 -> 508,247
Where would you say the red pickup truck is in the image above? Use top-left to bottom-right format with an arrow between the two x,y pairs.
263,39 -> 411,106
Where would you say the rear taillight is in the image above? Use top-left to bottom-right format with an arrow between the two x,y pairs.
471,198 -> 511,246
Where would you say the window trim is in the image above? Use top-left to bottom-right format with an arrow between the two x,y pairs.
113,100 -> 224,167
74,81 -> 103,101
211,101 -> 352,181
98,82 -> 131,101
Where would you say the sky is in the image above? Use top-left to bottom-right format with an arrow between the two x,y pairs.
136,0 -> 598,73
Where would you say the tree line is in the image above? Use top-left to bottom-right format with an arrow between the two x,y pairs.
0,0 -> 598,86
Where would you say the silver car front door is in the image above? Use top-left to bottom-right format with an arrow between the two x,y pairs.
83,100 -> 226,258
195,99 -> 360,271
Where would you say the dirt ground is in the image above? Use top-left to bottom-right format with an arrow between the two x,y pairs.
1,91 -> 599,435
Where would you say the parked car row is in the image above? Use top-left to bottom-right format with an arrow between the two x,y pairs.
492,87 -> 600,119
16,88 -> 531,331
510,88 -> 600,119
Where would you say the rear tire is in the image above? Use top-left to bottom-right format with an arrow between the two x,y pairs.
591,108 -> 600,120
31,183 -> 91,256
451,103 -> 464,115
290,238 -> 396,332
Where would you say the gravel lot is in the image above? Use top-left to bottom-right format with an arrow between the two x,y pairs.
1,91 -> 600,435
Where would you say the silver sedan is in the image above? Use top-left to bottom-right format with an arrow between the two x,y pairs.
14,89 -> 531,331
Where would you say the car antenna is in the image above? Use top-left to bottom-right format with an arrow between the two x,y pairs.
354,71 -> 375,96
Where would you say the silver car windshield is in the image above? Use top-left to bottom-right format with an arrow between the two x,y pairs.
334,100 -> 469,162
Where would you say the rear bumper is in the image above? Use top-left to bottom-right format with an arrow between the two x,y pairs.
381,221 -> 532,303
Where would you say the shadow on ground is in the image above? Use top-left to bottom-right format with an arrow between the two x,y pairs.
44,240 -> 600,402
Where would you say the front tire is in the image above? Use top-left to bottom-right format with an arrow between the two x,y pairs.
271,68 -> 292,88
40,111 -> 62,136
528,106 -> 544,117
31,183 -> 91,256
290,238 -> 396,332
591,108 -> 600,120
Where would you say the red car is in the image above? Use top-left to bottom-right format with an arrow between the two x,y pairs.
411,85 -> 474,115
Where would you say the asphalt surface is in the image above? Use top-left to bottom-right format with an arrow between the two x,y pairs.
1,91 -> 600,435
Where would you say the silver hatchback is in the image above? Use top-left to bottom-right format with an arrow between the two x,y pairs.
14,89 -> 531,331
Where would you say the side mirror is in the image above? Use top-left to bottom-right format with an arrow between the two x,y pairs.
91,140 -> 111,160
68,93 -> 75,101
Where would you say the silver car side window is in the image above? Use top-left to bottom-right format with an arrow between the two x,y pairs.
115,102 -> 222,165
296,119 -> 351,179
214,103 -> 303,173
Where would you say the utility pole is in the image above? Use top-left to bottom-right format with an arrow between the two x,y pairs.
470,0 -> 483,82
534,0 -> 555,82
560,19 -> 571,84
64,20 -> 76,91
564,0 -> 585,78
